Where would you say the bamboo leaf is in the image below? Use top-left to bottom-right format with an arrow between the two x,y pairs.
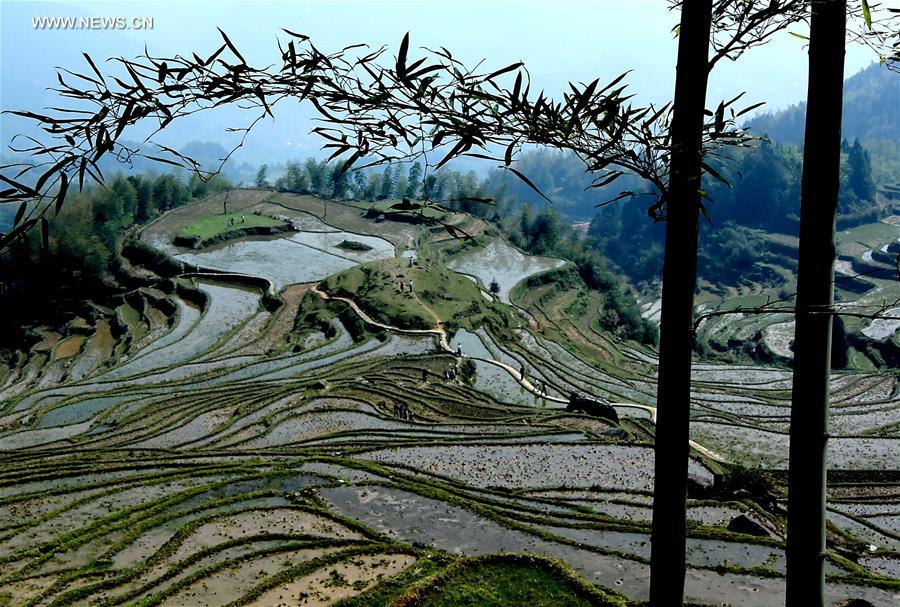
596,191 -> 634,208
82,52 -> 106,85
507,167 -> 552,203
396,32 -> 410,79
434,139 -> 468,171
0,174 -> 39,198
145,155 -> 185,168
281,28 -> 309,40
55,172 -> 69,215
443,223 -> 473,240
13,201 -> 26,226
447,197 -> 495,205
40,217 -> 49,256
205,43 -> 227,66
217,28 -> 246,64
485,62 -> 523,82
735,101 -> 766,118
701,161 -> 730,186
590,171 -> 624,189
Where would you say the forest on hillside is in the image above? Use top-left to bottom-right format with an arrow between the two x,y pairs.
0,173 -> 230,346
747,62 -> 900,182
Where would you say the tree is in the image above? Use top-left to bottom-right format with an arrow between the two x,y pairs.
364,173 -> 383,201
256,164 -> 269,188
489,279 -> 500,296
395,175 -> 409,202
647,5 -> 894,602
407,162 -> 423,199
110,177 -> 138,222
379,165 -> 395,200
730,140 -> 800,231
128,175 -> 155,222
187,172 -> 205,199
786,1 -> 846,604
649,3 -> 713,605
284,161 -> 309,192
517,204 -> 533,248
423,174 -> 439,201
331,161 -> 352,199
305,158 -> 328,195
92,177 -> 137,250
846,138 -> 875,202
527,208 -> 561,255
188,171 -> 232,200
151,174 -> 188,213
352,170 -> 368,200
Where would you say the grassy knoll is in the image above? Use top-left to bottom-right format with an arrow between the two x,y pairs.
177,212 -> 286,239
293,290 -> 384,344
322,257 -> 511,332
510,266 -> 623,369
388,555 -> 628,607
846,347 -> 879,371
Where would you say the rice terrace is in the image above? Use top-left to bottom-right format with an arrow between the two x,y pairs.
1,1 -> 899,606
0,187 -> 896,606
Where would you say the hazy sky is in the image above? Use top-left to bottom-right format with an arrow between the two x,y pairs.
0,0 -> 893,164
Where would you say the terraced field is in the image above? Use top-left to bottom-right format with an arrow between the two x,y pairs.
1,191 -> 897,606
682,215 -> 900,370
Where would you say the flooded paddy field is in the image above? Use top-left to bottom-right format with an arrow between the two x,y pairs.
1,193 -> 896,606
446,239 -> 566,303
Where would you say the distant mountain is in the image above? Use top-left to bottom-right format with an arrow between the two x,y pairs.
746,63 -> 899,147
90,140 -> 254,184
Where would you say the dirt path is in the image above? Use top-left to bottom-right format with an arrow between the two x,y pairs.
312,285 -> 450,348
688,440 -> 726,462
410,291 -> 443,330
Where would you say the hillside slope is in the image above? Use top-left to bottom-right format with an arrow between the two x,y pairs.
747,63 -> 899,146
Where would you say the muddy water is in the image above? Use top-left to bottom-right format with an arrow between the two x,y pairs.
322,484 -> 899,606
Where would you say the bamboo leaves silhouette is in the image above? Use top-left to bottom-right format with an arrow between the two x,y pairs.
1,30 -> 759,247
